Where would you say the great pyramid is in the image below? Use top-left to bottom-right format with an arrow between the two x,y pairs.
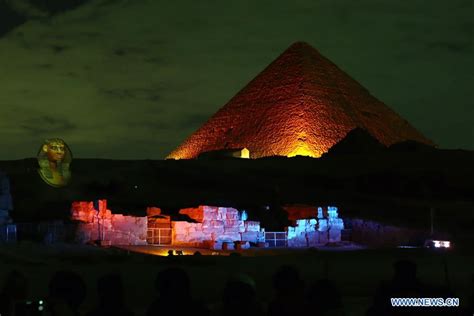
168,42 -> 433,159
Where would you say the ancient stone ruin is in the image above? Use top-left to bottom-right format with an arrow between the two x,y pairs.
70,200 -> 344,249
173,206 -> 265,250
286,206 -> 344,247
71,200 -> 147,245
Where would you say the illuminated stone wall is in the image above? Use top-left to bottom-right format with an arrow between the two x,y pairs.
173,206 -> 264,249
168,42 -> 433,160
71,200 -> 147,245
286,206 -> 344,247
70,201 -> 349,248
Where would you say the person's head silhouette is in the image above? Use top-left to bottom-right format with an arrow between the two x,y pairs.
0,270 -> 28,316
272,265 -> 303,296
155,267 -> 190,299
97,273 -> 125,305
221,274 -> 261,316
48,270 -> 86,315
393,259 -> 418,283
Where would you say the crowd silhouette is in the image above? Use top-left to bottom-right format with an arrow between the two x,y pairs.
0,260 -> 472,316
87,273 -> 134,316
146,267 -> 208,316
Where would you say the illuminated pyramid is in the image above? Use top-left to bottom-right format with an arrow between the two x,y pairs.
168,42 -> 433,159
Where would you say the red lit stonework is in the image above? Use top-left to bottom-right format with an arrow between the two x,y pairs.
71,200 -> 147,245
173,206 -> 264,249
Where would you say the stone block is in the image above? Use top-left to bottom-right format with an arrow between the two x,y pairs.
202,220 -> 224,234
211,220 -> 225,228
101,219 -> 113,231
173,233 -> 187,243
216,207 -> 227,220
329,218 -> 344,230
224,226 -> 241,233
71,200 -> 147,245
210,241 -> 223,250
327,206 -> 339,219
201,220 -> 211,228
287,227 -> 297,239
307,231 -> 319,246
235,241 -> 250,250
329,228 -> 342,243
212,232 -> 241,242
146,207 -> 162,217
318,231 -> 329,244
186,232 -> 209,243
71,202 -> 95,223
194,223 -> 203,231
204,206 -> 219,220
244,221 -> 260,232
173,221 -> 189,232
203,219 -> 224,227
222,242 -> 235,250
241,231 -> 259,243
225,208 -> 240,220
112,215 -> 147,233
223,219 -> 236,227
288,236 -> 308,248
71,200 -> 113,223
318,219 -> 328,232
204,227 -> 225,235
179,206 -> 222,222
317,207 -> 324,219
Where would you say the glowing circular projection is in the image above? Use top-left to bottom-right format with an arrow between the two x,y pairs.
37,138 -> 72,188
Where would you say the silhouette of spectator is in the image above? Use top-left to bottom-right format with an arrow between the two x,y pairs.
307,278 -> 344,316
220,274 -> 263,316
47,270 -> 86,316
0,270 -> 28,316
366,259 -> 430,316
425,281 -> 459,316
147,267 -> 209,316
267,265 -> 306,316
86,273 -> 134,316
464,274 -> 473,316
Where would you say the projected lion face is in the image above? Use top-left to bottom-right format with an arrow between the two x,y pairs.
37,138 -> 72,187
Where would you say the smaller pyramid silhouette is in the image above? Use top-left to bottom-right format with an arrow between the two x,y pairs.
168,42 -> 433,159
324,127 -> 386,156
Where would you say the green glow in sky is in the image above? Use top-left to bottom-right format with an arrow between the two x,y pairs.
0,0 -> 472,159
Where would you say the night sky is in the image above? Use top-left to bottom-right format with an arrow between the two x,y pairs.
0,0 -> 472,159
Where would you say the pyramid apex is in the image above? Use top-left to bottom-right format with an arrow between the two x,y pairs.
286,41 -> 317,51
289,41 -> 313,47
